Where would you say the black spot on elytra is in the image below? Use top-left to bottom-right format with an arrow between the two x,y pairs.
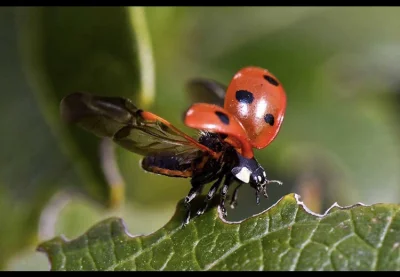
235,90 -> 254,104
263,75 -> 279,86
215,111 -> 230,125
264,114 -> 275,126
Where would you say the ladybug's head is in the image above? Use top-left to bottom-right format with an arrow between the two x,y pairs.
250,166 -> 267,187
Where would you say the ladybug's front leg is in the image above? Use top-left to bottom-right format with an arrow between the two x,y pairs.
219,173 -> 234,219
229,182 -> 242,209
183,184 -> 204,227
197,176 -> 224,216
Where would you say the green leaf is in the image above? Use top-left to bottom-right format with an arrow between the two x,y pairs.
0,7 -> 85,268
16,7 -> 155,207
38,193 -> 400,271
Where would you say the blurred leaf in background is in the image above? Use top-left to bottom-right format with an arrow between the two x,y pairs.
1,6 -> 400,270
2,6 -> 162,270
17,6 -> 145,207
0,7 -> 79,269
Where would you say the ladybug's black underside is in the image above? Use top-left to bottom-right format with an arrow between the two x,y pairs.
141,132 -> 245,225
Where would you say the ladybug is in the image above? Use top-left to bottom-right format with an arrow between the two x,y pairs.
60,66 -> 287,226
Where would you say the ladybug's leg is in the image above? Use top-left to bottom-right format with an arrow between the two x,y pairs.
219,173 -> 234,219
197,176 -> 224,216
255,190 -> 261,205
229,182 -> 243,209
262,188 -> 269,199
183,184 -> 204,227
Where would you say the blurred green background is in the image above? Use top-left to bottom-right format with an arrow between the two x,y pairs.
1,6 -> 400,270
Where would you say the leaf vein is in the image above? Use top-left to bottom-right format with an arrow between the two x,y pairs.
85,234 -> 98,270
105,225 -> 181,271
108,222 -> 118,265
321,233 -> 354,270
373,209 -> 395,270
59,242 -> 67,271
204,223 -> 294,270
349,210 -> 376,250
258,240 -> 264,271
290,222 -> 319,271
192,225 -> 202,270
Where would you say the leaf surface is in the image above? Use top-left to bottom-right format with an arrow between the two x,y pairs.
38,193 -> 400,271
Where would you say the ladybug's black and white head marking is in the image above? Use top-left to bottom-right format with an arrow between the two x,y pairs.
231,153 -> 267,187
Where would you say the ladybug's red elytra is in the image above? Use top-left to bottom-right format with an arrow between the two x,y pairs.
60,66 -> 287,226
224,67 -> 286,150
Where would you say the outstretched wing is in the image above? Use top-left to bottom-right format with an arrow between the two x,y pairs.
60,92 -> 217,158
186,78 -> 227,107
